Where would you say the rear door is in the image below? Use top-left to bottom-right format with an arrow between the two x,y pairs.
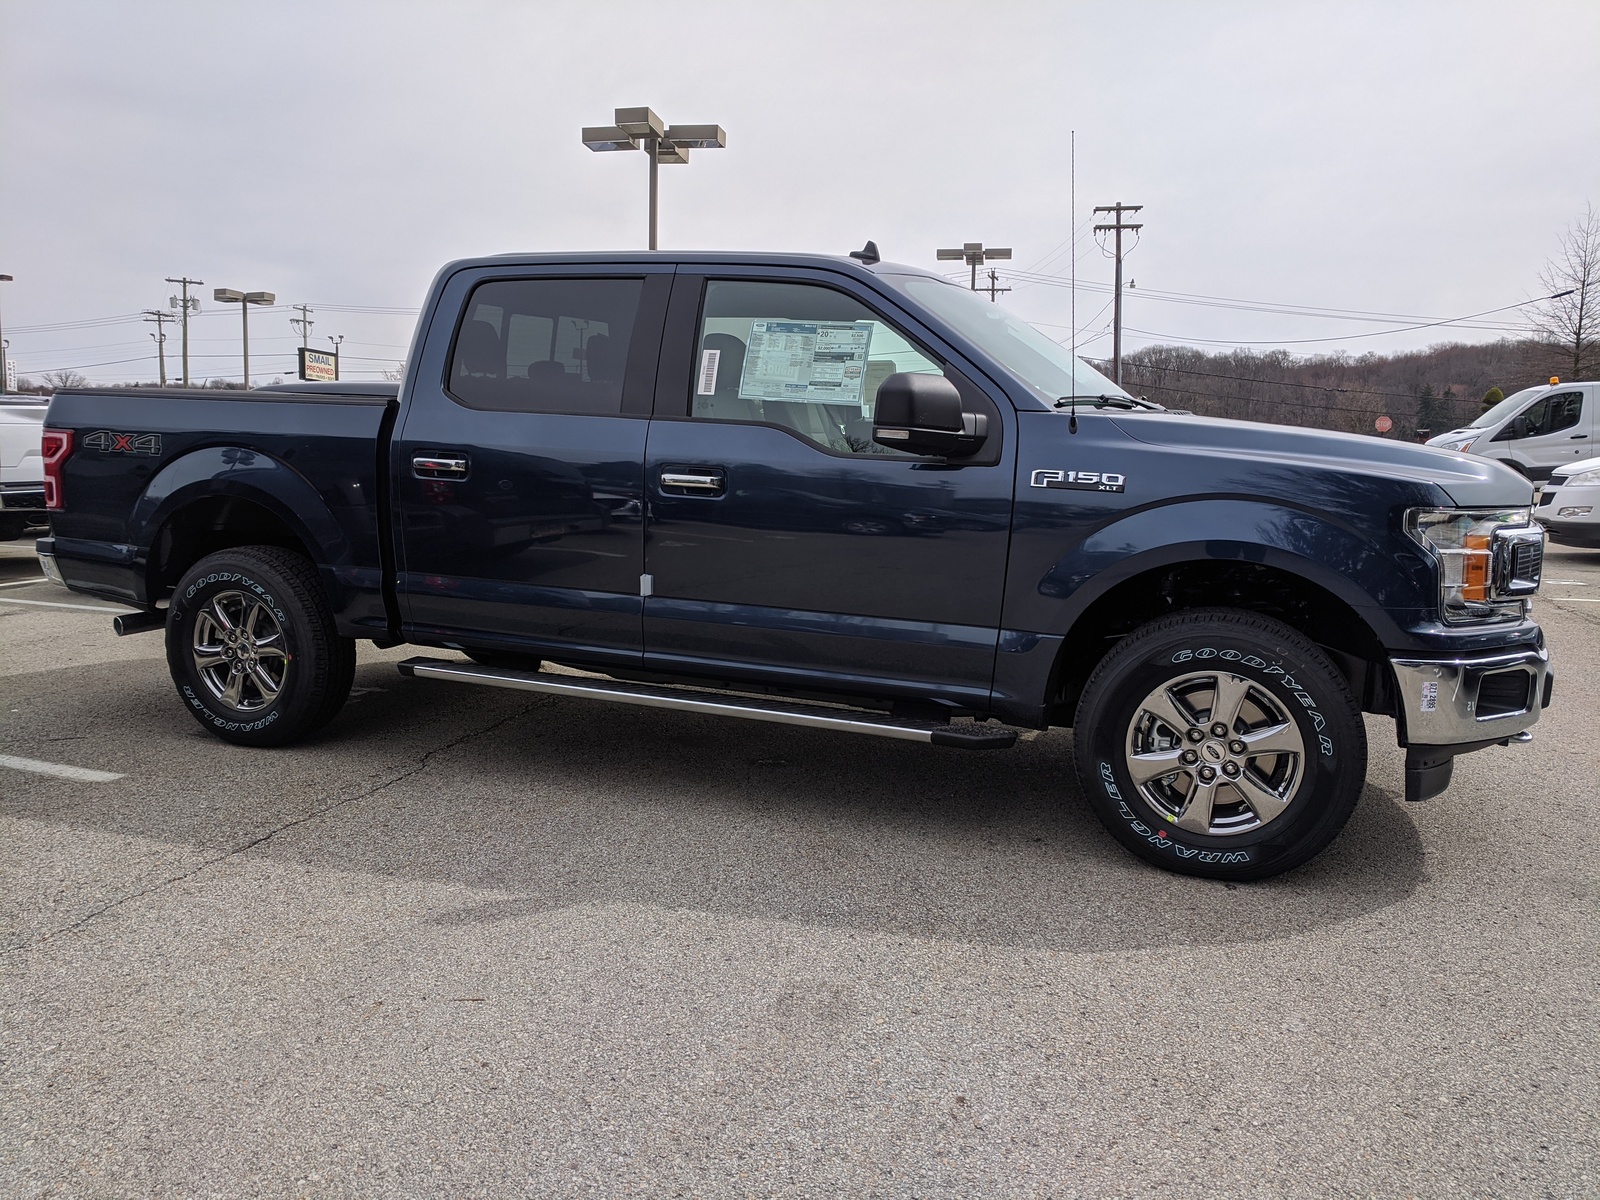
640,270 -> 1015,708
393,265 -> 670,667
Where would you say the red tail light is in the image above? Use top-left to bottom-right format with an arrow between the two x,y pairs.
41,428 -> 73,510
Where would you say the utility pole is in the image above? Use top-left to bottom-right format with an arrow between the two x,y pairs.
327,334 -> 344,382
0,274 -> 12,395
1092,202 -> 1143,384
142,310 -> 176,386
982,268 -> 1011,303
290,303 -> 314,348
166,276 -> 203,386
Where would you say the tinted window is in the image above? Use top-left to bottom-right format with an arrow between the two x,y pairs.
1518,391 -> 1583,437
449,278 -> 642,414
693,280 -> 944,455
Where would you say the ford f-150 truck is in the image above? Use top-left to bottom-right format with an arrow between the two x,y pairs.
37,249 -> 1554,879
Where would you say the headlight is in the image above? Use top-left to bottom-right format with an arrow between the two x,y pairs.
1559,465 -> 1600,486
1439,437 -> 1477,453
1406,508 -> 1534,623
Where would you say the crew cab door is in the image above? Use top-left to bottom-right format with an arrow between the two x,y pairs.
1493,387 -> 1594,479
392,265 -> 670,666
640,271 -> 1014,708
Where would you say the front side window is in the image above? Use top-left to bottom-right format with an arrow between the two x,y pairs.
693,280 -> 944,455
449,277 -> 642,414
1520,391 -> 1583,437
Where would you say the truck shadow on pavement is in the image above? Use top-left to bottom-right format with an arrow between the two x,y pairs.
7,658 -> 1426,955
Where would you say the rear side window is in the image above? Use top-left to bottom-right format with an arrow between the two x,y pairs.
448,277 -> 643,414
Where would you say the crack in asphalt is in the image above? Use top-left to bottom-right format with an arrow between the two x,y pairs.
3,698 -> 547,955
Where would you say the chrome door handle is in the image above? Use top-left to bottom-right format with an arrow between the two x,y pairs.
660,470 -> 725,494
414,455 -> 469,478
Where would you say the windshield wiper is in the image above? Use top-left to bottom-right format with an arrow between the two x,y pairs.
1054,391 -> 1164,434
1052,394 -> 1163,411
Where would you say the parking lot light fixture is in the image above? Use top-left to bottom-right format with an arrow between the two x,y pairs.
213,288 -> 275,388
936,243 -> 1012,293
582,106 -> 726,251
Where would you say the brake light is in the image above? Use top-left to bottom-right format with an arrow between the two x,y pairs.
41,428 -> 73,510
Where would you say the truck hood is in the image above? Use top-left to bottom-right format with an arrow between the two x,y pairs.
1110,411 -> 1535,509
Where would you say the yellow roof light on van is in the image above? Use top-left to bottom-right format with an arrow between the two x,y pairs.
1550,376 -> 1560,384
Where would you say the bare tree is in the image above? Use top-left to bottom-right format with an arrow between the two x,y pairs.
40,370 -> 89,390
1531,203 -> 1599,380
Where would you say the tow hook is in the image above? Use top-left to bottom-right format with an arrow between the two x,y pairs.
1499,730 -> 1534,747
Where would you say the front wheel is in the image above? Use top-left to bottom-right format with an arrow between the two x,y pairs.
165,546 -> 355,746
1073,608 -> 1366,881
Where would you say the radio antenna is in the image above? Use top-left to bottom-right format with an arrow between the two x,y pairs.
1070,130 -> 1078,433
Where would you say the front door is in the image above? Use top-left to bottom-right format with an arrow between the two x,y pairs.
394,268 -> 670,667
1502,388 -> 1593,479
642,274 -> 1014,708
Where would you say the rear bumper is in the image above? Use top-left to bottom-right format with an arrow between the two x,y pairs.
1391,645 -> 1552,801
0,484 -> 46,513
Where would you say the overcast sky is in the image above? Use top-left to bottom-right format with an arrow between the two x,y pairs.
3,0 -> 1597,386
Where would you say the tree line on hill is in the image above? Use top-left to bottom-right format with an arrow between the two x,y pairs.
1105,338 -> 1581,440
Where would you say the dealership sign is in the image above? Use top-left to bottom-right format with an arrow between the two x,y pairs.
298,347 -> 339,382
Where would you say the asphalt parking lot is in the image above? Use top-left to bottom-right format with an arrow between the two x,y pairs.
2,537 -> 1597,1198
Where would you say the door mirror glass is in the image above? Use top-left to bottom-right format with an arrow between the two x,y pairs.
873,372 -> 986,456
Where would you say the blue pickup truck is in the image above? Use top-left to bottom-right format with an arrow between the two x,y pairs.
37,250 -> 1553,879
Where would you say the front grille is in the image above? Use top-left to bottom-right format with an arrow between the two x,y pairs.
1493,528 -> 1544,597
1477,670 -> 1534,719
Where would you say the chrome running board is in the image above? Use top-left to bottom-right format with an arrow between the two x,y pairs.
396,657 -> 1017,749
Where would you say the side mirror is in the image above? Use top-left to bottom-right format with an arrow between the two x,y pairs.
1491,415 -> 1524,443
872,373 -> 987,457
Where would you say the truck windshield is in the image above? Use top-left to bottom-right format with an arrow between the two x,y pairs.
1469,386 -> 1544,429
894,275 -> 1130,404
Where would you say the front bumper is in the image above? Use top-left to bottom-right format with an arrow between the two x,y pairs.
1390,645 -> 1552,801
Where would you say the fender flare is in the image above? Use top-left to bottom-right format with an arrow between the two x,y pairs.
130,446 -> 353,600
1032,498 -> 1426,649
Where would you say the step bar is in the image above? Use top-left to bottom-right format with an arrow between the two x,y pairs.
396,657 -> 1018,749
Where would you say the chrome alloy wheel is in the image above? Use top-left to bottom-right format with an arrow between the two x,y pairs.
1123,669 -> 1305,836
191,590 -> 290,712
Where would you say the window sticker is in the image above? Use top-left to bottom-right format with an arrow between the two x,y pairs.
738,320 -> 874,409
697,348 -> 721,396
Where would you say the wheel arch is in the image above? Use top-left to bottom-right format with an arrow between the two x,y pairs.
133,447 -> 349,607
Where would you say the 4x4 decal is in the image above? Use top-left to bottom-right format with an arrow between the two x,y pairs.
83,430 -> 163,455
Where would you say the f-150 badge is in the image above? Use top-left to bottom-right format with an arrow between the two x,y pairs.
1030,468 -> 1126,493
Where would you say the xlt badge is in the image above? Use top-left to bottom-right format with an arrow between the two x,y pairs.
1031,468 -> 1126,493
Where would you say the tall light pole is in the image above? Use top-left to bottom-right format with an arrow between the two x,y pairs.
936,244 -> 1011,293
0,274 -> 12,394
213,288 -> 275,388
582,107 -> 726,250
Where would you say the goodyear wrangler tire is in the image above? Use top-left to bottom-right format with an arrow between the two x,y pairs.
1073,608 -> 1365,881
165,546 -> 356,747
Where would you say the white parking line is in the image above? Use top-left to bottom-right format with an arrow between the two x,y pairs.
0,597 -> 132,613
0,578 -> 49,589
0,754 -> 124,783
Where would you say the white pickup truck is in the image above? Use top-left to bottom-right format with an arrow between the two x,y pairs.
1,396 -> 48,540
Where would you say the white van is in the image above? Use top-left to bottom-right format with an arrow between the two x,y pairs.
1427,380 -> 1597,480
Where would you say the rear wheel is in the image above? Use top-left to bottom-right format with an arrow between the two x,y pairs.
1073,608 -> 1365,881
165,546 -> 355,746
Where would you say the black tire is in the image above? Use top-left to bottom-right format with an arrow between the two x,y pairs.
165,545 -> 356,747
1073,607 -> 1365,881
0,515 -> 30,541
